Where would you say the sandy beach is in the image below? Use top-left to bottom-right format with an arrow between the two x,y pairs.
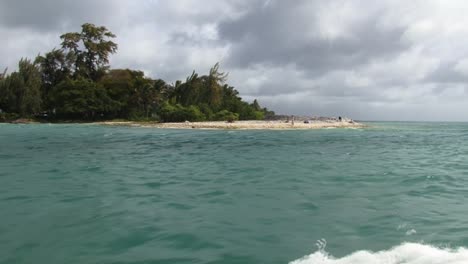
97,120 -> 365,130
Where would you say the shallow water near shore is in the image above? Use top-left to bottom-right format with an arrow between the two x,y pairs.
1,122 -> 468,263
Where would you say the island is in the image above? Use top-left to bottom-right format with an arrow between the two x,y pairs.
0,23 -> 363,130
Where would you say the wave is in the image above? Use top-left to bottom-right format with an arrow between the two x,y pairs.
290,243 -> 468,264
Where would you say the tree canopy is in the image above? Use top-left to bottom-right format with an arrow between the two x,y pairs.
60,23 -> 117,81
0,59 -> 41,116
0,23 -> 274,122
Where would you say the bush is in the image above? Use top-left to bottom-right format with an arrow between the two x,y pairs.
159,103 -> 206,122
0,112 -> 20,122
214,110 -> 239,122
198,103 -> 214,120
252,111 -> 265,120
185,105 -> 206,122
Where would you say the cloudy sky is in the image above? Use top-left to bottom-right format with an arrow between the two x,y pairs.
2,0 -> 468,121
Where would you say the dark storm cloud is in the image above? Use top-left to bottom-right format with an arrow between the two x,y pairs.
219,0 -> 410,74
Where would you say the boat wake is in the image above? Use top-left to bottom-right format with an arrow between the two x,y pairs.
290,243 -> 468,264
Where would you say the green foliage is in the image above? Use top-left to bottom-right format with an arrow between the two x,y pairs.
159,103 -> 206,122
99,69 -> 160,119
50,78 -> 118,119
132,73 -> 160,119
172,64 -> 228,112
0,59 -> 41,116
0,72 -> 19,113
18,59 -> 42,115
35,49 -> 73,110
207,62 -> 228,109
214,110 -> 239,122
253,111 -> 265,120
169,64 -> 273,121
98,69 -> 133,117
60,23 -> 117,81
1,23 -> 275,123
198,103 -> 214,120
0,112 -> 20,122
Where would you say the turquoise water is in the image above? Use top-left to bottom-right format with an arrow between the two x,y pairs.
1,122 -> 468,263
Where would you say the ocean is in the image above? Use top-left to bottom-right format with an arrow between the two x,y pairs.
1,122 -> 468,264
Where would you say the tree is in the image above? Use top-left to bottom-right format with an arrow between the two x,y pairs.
207,62 -> 228,109
35,49 -> 72,86
0,72 -> 20,113
99,69 -> 136,118
60,23 -> 117,81
132,72 -> 159,118
18,59 -> 42,115
0,68 -> 7,80
154,78 -> 174,103
252,99 -> 261,111
50,78 -> 117,119
0,59 -> 41,116
35,49 -> 73,110
172,71 -> 199,106
1,23 -> 276,122
171,63 -> 230,110
100,69 -> 162,119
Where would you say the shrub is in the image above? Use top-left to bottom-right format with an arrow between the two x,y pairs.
159,103 -> 206,122
214,110 -> 239,122
0,112 -> 20,122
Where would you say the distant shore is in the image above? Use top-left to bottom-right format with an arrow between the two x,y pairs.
96,120 -> 365,130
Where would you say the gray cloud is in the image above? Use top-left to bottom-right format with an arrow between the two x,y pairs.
2,0 -> 468,121
0,0 -> 117,31
219,0 -> 409,74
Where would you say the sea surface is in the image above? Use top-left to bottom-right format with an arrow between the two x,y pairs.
1,122 -> 468,264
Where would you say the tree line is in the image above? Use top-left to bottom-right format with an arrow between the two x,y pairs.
0,23 -> 274,122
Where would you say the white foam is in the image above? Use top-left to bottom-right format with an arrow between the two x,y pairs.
290,243 -> 468,264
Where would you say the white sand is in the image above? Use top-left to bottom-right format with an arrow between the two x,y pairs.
98,120 -> 365,130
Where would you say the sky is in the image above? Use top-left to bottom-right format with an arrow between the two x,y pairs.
2,0 -> 468,121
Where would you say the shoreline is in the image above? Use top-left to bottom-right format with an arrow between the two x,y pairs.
96,120 -> 366,130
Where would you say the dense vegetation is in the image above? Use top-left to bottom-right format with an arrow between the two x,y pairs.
0,23 -> 274,122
